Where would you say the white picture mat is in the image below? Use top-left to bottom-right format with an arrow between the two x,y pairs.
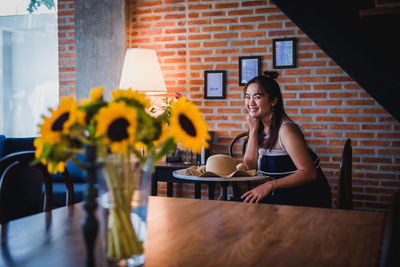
206,72 -> 223,97
241,58 -> 258,84
275,40 -> 293,66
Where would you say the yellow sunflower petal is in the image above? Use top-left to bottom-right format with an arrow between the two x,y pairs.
47,161 -> 66,174
38,97 -> 78,145
96,101 -> 137,154
111,88 -> 150,108
170,97 -> 210,153
34,137 -> 44,158
89,87 -> 104,101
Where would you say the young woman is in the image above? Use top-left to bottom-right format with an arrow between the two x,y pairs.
241,71 -> 332,208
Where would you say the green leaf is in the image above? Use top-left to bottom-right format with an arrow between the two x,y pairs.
153,137 -> 175,163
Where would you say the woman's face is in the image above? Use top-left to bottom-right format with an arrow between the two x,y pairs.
245,83 -> 276,119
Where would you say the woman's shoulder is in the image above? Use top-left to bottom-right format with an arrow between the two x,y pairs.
280,120 -> 305,139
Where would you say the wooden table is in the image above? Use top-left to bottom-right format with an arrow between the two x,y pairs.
173,169 -> 269,200
0,197 -> 385,267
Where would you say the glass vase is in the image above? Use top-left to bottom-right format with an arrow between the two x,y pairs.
98,153 -> 152,266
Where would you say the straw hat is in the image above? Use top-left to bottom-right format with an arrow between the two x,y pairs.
185,154 -> 256,178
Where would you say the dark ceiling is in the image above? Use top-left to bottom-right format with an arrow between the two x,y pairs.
272,0 -> 400,121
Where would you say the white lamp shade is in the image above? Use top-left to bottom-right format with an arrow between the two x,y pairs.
119,48 -> 166,93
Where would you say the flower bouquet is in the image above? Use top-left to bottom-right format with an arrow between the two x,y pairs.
32,87 -> 210,262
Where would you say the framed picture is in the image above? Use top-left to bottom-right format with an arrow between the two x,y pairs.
204,70 -> 226,99
239,56 -> 262,86
273,37 -> 297,69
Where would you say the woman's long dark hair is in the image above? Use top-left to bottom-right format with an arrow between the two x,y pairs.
244,71 -> 287,150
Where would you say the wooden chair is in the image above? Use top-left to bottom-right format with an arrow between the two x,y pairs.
336,138 -> 353,209
228,132 -> 248,160
380,190 -> 400,267
0,151 -> 74,223
228,132 -> 249,200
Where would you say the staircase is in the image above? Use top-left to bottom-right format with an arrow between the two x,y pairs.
272,0 -> 400,121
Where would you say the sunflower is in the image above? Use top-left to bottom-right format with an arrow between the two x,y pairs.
95,101 -> 137,154
47,160 -> 66,174
33,136 -> 69,174
170,97 -> 210,153
81,87 -> 104,105
33,137 -> 47,164
39,97 -> 79,145
111,88 -> 150,108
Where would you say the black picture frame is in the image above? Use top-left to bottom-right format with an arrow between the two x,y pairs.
238,56 -> 262,86
273,37 -> 297,69
204,70 -> 226,99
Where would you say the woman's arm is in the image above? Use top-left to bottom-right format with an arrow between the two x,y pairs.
243,116 -> 260,170
242,123 -> 317,203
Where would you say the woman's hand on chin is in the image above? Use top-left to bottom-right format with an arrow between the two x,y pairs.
246,115 -> 260,133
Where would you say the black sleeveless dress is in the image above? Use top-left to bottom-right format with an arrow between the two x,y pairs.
255,124 -> 332,208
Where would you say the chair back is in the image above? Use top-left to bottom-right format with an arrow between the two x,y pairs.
337,138 -> 353,209
228,132 -> 248,160
228,132 -> 249,200
0,151 -> 74,223
380,190 -> 400,267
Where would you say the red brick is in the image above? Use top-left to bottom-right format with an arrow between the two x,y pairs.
331,124 -> 359,130
202,11 -> 225,17
213,19 -> 238,24
241,47 -> 266,53
314,84 -> 341,90
315,116 -> 344,122
188,4 -> 211,10
347,116 -> 376,122
299,92 -> 326,98
331,108 -> 359,114
315,100 -> 342,106
215,3 -> 239,8
284,85 -> 311,91
329,92 -> 357,98
345,132 -> 374,138
267,14 -> 288,21
240,32 -> 265,38
314,132 -> 341,138
139,16 -> 161,22
214,33 -> 238,39
228,9 -> 252,16
203,26 -> 226,32
268,30 -> 295,36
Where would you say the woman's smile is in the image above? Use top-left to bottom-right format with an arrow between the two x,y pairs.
245,83 -> 274,119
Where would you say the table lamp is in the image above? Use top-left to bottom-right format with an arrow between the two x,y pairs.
119,48 -> 166,94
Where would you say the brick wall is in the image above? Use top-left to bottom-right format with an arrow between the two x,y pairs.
125,0 -> 400,211
58,0 -> 76,97
58,0 -> 400,211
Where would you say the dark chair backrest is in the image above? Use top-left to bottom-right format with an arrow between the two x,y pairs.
0,151 -> 74,223
228,132 -> 249,200
0,137 -> 35,158
337,138 -> 353,209
380,190 -> 400,267
228,132 -> 248,159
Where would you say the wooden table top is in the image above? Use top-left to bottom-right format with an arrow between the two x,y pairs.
0,196 -> 385,267
146,197 -> 385,267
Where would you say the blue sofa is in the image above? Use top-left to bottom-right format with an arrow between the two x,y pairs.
0,136 -> 85,207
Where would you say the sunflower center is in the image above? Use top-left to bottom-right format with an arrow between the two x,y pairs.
178,114 -> 197,137
51,112 -> 70,131
107,118 -> 130,141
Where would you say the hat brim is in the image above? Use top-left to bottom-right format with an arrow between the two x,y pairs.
186,166 -> 256,178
